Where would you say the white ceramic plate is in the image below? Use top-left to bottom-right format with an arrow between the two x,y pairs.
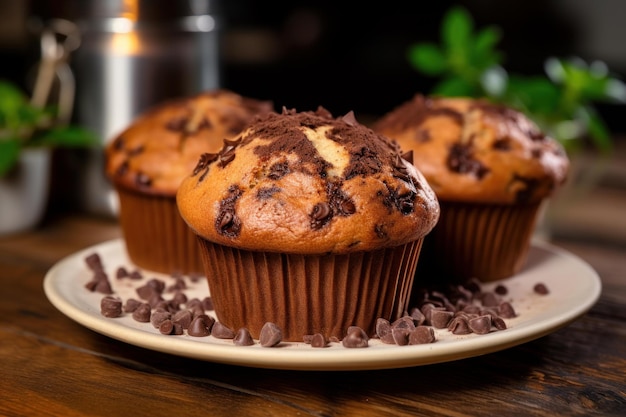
44,238 -> 601,371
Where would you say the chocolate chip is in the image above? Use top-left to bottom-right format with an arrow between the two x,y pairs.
202,297 -> 213,311
448,317 -> 471,335
392,328 -> 411,346
259,322 -> 282,347
123,298 -> 141,313
408,326 -> 436,345
376,318 -> 395,344
211,321 -> 234,339
481,292 -> 500,307
188,315 -> 212,337
447,143 -> 490,179
115,266 -> 129,279
150,310 -> 171,328
310,333 -> 328,348
430,309 -> 454,329
233,328 -> 255,346
158,320 -> 173,335
85,253 -> 104,271
468,315 -> 492,334
493,138 -> 511,151
310,201 -> 332,229
100,296 -> 122,318
172,309 -> 193,329
267,161 -> 290,180
534,283 -> 549,295
498,302 -> 517,318
132,303 -> 151,323
494,284 -> 508,295
135,172 -> 152,187
342,326 -> 369,348
192,152 -> 219,181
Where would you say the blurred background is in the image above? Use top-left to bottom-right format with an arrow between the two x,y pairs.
1,0 -> 625,243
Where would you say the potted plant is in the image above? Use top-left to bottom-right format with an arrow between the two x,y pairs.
0,79 -> 96,235
406,5 -> 626,237
407,6 -> 625,152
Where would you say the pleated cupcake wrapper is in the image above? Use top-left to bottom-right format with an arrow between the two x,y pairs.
197,238 -> 424,342
116,188 -> 204,275
421,201 -> 541,283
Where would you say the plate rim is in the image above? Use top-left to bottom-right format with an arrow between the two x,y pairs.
43,238 -> 602,371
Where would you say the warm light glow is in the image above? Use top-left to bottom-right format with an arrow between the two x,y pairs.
122,0 -> 138,21
110,31 -> 140,54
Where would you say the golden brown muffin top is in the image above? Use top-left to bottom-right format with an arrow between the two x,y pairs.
373,95 -> 570,204
105,89 -> 274,196
176,107 -> 440,254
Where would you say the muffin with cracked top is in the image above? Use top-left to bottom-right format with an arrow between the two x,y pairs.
374,94 -> 569,283
105,89 -> 273,275
176,107 -> 440,342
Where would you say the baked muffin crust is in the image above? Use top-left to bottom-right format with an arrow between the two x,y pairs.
177,107 -> 440,254
373,95 -> 569,204
105,89 -> 273,196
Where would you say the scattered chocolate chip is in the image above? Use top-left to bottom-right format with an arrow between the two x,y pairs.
211,321 -> 234,339
342,326 -> 369,348
150,310 -> 171,329
159,320 -> 175,335
94,278 -> 113,295
392,328 -> 411,346
116,266 -> 129,279
123,298 -> 142,313
534,283 -> 549,295
376,318 -> 395,344
172,309 -> 193,329
409,326 -> 436,345
259,322 -> 283,347
100,296 -> 122,318
188,315 -> 212,337
498,302 -> 517,318
233,328 -> 255,346
430,310 -> 454,329
201,297 -> 213,311
310,333 -> 327,348
85,253 -> 103,271
132,303 -> 151,323
494,284 -> 508,295
448,317 -> 471,335
468,315 -> 492,335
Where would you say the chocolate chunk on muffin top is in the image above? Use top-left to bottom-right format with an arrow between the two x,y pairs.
176,107 -> 440,254
105,89 -> 273,196
373,95 -> 569,204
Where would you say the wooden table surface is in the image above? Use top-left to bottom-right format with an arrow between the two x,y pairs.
1,213 -> 624,417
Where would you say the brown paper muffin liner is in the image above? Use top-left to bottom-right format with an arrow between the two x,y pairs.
116,187 -> 204,275
416,201 -> 542,284
197,238 -> 424,342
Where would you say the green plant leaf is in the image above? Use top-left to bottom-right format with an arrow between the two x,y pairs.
470,27 -> 503,69
433,77 -> 477,97
506,76 -> 561,115
0,138 -> 20,177
33,126 -> 98,148
442,6 -> 472,53
407,43 -> 447,75
579,105 -> 612,153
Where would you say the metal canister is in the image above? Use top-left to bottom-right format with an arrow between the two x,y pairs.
70,0 -> 221,216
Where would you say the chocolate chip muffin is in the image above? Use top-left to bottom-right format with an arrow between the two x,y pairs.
176,107 -> 440,341
374,94 -> 569,282
105,89 -> 273,275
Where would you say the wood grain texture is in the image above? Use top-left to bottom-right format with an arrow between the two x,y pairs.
1,215 -> 624,417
